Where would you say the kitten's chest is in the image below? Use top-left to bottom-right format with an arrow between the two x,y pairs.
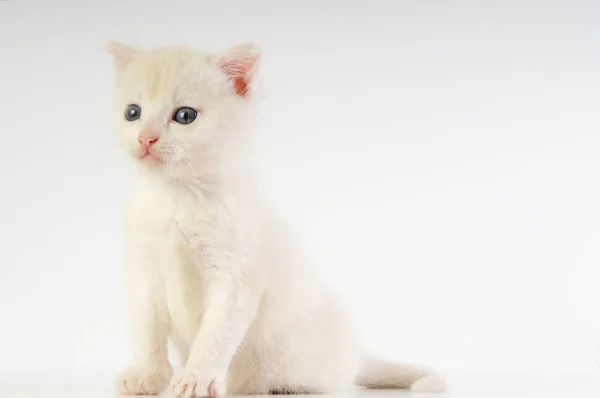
171,189 -> 234,263
162,190 -> 229,340
131,177 -> 230,319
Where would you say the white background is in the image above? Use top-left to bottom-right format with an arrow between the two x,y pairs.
0,0 -> 599,380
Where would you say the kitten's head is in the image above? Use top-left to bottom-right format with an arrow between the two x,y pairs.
106,41 -> 261,180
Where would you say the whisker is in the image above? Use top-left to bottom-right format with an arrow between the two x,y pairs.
180,151 -> 198,177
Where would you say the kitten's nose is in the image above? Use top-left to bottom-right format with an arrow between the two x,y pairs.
138,133 -> 159,148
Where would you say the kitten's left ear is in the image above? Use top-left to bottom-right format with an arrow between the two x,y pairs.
216,43 -> 261,98
105,41 -> 140,73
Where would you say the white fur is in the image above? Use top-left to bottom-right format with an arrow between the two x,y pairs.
107,42 -> 445,397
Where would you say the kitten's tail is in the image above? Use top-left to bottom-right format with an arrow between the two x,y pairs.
354,353 -> 446,392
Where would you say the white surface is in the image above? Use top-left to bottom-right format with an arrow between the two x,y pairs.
0,374 -> 599,398
0,0 -> 599,379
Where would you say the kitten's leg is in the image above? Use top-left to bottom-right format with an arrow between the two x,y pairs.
170,270 -> 262,398
118,250 -> 173,395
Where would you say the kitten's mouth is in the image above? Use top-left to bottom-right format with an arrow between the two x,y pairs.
139,151 -> 163,164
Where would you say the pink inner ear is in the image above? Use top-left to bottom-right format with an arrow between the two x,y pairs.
219,54 -> 260,97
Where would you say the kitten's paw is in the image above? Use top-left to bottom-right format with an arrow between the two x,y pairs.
410,375 -> 446,392
118,365 -> 173,395
170,372 -> 224,398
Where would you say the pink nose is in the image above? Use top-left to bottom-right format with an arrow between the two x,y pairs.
138,135 -> 159,148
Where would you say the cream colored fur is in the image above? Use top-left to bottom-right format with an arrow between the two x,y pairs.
106,41 -> 445,398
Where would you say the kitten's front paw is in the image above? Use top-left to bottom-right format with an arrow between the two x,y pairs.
118,365 -> 173,395
170,372 -> 224,398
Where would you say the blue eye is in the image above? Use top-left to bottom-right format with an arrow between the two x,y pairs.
124,104 -> 141,121
173,107 -> 198,125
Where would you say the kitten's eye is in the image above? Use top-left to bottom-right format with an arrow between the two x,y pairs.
173,107 -> 198,125
124,104 -> 141,121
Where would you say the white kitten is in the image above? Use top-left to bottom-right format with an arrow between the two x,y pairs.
107,41 -> 445,398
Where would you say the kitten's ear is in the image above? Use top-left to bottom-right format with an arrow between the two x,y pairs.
105,41 -> 140,73
215,43 -> 261,97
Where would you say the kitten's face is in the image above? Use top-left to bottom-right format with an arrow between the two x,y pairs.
108,43 -> 260,180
